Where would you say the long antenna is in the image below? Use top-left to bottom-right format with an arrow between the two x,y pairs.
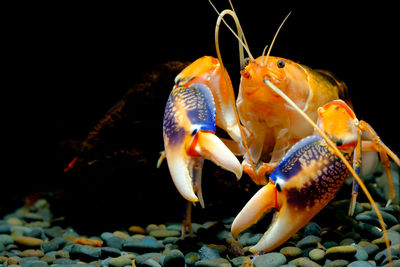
214,8 -> 256,177
208,0 -> 254,67
261,12 -> 291,66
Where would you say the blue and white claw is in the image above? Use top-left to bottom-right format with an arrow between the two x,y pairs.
162,83 -> 242,204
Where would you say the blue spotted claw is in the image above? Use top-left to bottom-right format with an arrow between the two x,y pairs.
162,83 -> 242,205
231,136 -> 351,253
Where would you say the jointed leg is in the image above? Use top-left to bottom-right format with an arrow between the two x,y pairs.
358,120 -> 400,207
181,201 -> 193,238
348,132 -> 362,216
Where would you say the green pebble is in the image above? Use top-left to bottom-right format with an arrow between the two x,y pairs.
340,238 -> 355,246
253,252 -> 287,267
109,255 -> 134,267
288,257 -> 308,266
194,257 -> 231,267
149,229 -> 180,239
325,245 -> 357,259
309,248 -> 325,262
163,249 -> 185,267
185,252 -> 200,265
280,246 -> 302,258
353,244 -> 369,261
323,259 -> 349,267
230,256 -> 252,267
297,258 -> 321,267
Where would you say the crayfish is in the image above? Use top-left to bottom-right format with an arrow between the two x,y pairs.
158,0 -> 399,263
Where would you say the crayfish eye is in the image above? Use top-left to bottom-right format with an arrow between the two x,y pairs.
241,57 -> 250,70
276,183 -> 282,192
244,57 -> 250,66
277,60 -> 285,68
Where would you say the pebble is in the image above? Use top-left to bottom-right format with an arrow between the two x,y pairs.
297,258 -> 321,267
149,229 -> 181,239
374,247 -> 398,265
20,249 -> 45,257
339,238 -> 355,246
237,232 -> 262,246
296,235 -> 322,249
112,230 -> 129,239
325,245 -> 357,260
353,244 -> 368,261
198,245 -> 220,260
14,236 -> 43,247
253,252 -> 287,267
304,222 -> 322,236
135,252 -> 164,265
128,225 -> 146,234
123,236 -> 164,252
280,246 -> 302,258
323,259 -> 349,267
347,260 -> 376,267
230,256 -> 252,267
103,234 -> 124,250
309,248 -> 325,262
108,254 -> 134,267
185,251 -> 200,265
362,243 -> 379,256
194,257 -> 232,267
163,249 -> 185,267
0,196 -> 399,267
0,234 -> 14,245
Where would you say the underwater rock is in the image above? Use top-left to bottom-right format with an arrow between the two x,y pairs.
303,222 -> 322,236
14,236 -> 43,247
309,248 -> 325,262
198,245 -> 220,261
325,245 -> 357,260
296,235 -> 322,249
123,236 -> 164,253
0,197 -> 400,267
279,246 -> 303,259
108,254 -> 134,267
253,252 -> 287,267
347,261 -> 375,267
163,249 -> 185,267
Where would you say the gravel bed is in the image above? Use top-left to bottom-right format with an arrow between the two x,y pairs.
0,196 -> 399,267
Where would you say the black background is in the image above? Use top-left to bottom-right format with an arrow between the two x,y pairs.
5,2 -> 399,222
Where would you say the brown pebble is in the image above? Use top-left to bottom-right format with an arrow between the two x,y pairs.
41,256 -> 56,264
113,231 -> 130,239
21,249 -> 44,257
358,241 -> 370,246
14,236 -> 43,247
128,225 -> 146,234
372,237 -> 391,248
0,256 -> 7,264
55,249 -> 70,259
7,257 -> 19,265
298,258 -> 322,267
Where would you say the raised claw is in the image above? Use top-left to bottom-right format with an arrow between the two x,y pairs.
163,83 -> 242,204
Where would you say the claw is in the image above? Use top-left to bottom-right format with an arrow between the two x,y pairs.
163,83 -> 242,203
197,132 -> 242,179
232,136 -> 352,253
231,182 -> 278,239
175,56 -> 242,143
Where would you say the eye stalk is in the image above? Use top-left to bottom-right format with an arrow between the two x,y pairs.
277,60 -> 285,68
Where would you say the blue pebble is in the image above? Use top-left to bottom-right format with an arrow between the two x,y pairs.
304,222 -> 321,236
0,224 -> 10,234
353,245 -> 368,261
348,260 -> 375,267
198,245 -> 220,261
